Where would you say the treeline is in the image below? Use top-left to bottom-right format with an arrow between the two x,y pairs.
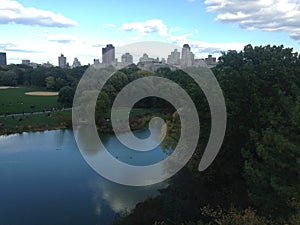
0,64 -> 88,107
0,64 -> 88,88
113,45 -> 300,225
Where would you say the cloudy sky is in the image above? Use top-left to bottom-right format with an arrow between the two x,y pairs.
1,0 -> 300,65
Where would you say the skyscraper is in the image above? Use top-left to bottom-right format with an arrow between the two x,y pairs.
72,57 -> 81,68
58,54 -> 67,68
167,49 -> 181,65
121,53 -> 133,65
0,52 -> 7,66
22,60 -> 30,65
181,44 -> 194,67
205,55 -> 217,67
102,44 -> 115,64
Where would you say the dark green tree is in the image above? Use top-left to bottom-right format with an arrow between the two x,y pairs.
58,86 -> 75,107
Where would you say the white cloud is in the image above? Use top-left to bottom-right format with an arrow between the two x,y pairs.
190,41 -> 246,55
118,19 -> 196,44
3,33 -> 128,65
167,33 -> 193,44
0,42 -> 39,53
118,19 -> 169,36
102,22 -> 116,28
48,34 -> 77,44
204,0 -> 300,42
290,32 -> 300,40
0,0 -> 78,27
165,36 -> 246,56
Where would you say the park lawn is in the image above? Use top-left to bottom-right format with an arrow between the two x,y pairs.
0,87 -> 61,115
0,111 -> 71,132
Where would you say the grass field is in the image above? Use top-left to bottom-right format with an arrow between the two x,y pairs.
0,87 -> 162,135
0,111 -> 71,130
0,87 -> 61,115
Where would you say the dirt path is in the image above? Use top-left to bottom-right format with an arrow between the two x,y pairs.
0,86 -> 17,90
25,92 -> 59,96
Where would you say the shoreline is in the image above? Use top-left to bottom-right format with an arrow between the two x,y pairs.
0,124 -> 70,136
0,115 -> 152,137
0,112 -> 168,137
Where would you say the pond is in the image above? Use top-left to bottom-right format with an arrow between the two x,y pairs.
0,129 -> 169,225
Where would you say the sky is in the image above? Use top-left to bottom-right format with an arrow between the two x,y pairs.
1,0 -> 300,65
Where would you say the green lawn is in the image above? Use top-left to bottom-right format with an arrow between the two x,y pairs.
0,87 -> 163,134
0,87 -> 61,115
0,111 -> 71,133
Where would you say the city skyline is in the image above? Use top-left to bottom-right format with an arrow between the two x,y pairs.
5,43 -> 217,69
1,0 -> 300,65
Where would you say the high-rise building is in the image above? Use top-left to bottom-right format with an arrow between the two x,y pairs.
22,60 -> 30,65
102,44 -> 115,64
194,59 -> 207,67
139,53 -> 158,63
42,62 -> 53,68
121,53 -> 133,65
167,49 -> 181,65
0,52 -> 7,66
205,55 -> 217,67
181,44 -> 194,67
58,54 -> 67,68
72,57 -> 81,68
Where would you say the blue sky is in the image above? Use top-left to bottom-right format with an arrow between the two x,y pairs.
1,0 -> 300,65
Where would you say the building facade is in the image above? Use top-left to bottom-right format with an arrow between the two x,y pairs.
194,59 -> 207,67
121,53 -> 133,65
72,57 -> 81,68
181,44 -> 194,67
139,53 -> 158,63
167,49 -> 181,65
58,54 -> 67,68
22,60 -> 30,66
102,44 -> 115,64
205,55 -> 217,67
0,52 -> 7,66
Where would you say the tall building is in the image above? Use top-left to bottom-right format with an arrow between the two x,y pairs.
205,55 -> 217,67
72,57 -> 81,68
22,60 -> 30,65
102,44 -> 115,64
121,53 -> 133,65
139,53 -> 158,63
167,49 -> 181,65
194,59 -> 207,67
58,54 -> 67,68
181,44 -> 194,67
0,52 -> 7,66
42,62 -> 54,68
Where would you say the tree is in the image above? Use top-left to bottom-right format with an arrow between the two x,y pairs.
58,86 -> 75,106
95,92 -> 111,123
0,70 -> 18,86
45,76 -> 55,90
114,44 -> 300,224
214,44 -> 300,219
243,96 -> 300,217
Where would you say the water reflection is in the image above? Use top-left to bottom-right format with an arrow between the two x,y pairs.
0,129 -> 169,225
89,178 -> 167,214
76,125 -> 169,165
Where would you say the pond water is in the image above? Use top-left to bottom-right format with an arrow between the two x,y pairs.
0,129 -> 169,225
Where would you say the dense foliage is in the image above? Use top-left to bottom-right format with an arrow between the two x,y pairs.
113,45 -> 300,225
0,64 -> 87,106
